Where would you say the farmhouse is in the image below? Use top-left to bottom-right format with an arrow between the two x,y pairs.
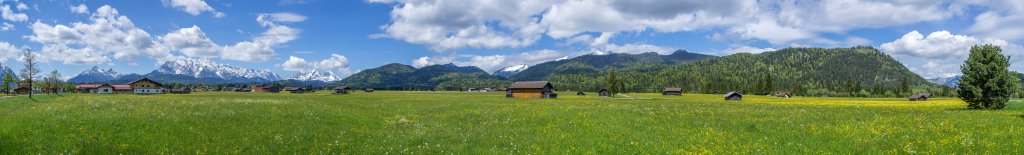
12,86 -> 30,94
663,88 -> 682,96
170,88 -> 192,94
908,93 -> 930,101
776,92 -> 790,98
598,88 -> 611,97
129,78 -> 163,94
725,92 -> 743,100
333,86 -> 351,94
507,81 -> 556,99
252,85 -> 280,93
76,84 -> 101,93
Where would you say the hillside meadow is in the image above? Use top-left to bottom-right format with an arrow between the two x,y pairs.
0,91 -> 1021,154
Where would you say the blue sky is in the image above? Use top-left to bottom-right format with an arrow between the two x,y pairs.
0,0 -> 1022,79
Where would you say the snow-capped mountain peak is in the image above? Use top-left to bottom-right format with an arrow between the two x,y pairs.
82,66 -> 121,78
289,70 -> 341,82
154,58 -> 281,81
494,64 -> 529,77
501,64 -> 529,72
67,66 -> 122,83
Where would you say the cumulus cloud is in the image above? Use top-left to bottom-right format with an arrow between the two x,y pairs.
880,30 -> 1024,78
0,41 -> 19,62
281,54 -> 353,76
27,5 -> 302,64
411,49 -> 571,72
162,0 -> 225,18
718,46 -> 777,56
1,5 -> 27,22
372,0 -> 980,50
257,12 -> 307,25
27,5 -> 169,64
70,4 -> 88,14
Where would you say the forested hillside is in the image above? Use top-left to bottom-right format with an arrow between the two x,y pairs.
338,63 -> 509,90
338,46 -> 943,97
510,50 -> 715,81
545,46 -> 932,97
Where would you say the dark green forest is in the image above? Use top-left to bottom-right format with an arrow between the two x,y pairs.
338,46 -> 964,97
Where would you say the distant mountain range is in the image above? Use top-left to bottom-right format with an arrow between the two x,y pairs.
338,63 -> 507,90
69,59 -> 339,85
494,64 -> 528,77
927,73 -> 1024,87
289,70 -> 341,82
509,50 -> 716,81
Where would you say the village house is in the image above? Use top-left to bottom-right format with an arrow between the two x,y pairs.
333,86 -> 351,94
130,78 -> 164,94
170,87 -> 192,94
507,81 -> 556,99
725,92 -> 743,100
663,88 -> 682,96
598,88 -> 611,97
909,93 -> 930,101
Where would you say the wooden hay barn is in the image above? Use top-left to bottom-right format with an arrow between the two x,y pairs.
170,87 -> 192,94
333,86 -> 352,94
598,89 -> 611,97
364,88 -> 374,92
507,81 -> 556,99
576,91 -> 586,96
663,88 -> 682,96
775,92 -> 790,98
725,92 -> 743,100
909,93 -> 930,101
12,86 -> 30,94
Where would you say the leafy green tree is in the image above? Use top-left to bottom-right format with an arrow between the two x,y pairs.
606,69 -> 621,97
1,71 -> 11,95
957,45 -> 1022,109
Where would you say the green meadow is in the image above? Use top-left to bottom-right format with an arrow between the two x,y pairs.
0,91 -> 1021,154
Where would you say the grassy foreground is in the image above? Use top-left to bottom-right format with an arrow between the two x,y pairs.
0,91 -> 1021,154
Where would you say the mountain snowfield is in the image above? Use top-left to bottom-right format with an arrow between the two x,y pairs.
288,70 -> 342,82
494,64 -> 528,77
153,58 -> 282,81
67,66 -> 122,83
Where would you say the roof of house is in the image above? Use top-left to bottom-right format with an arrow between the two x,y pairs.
509,81 -> 551,89
664,88 -> 682,92
599,88 -> 609,92
128,78 -> 162,87
76,84 -> 102,89
725,91 -> 743,97
909,93 -> 931,98
112,84 -> 132,90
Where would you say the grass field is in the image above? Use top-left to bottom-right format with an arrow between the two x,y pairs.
0,91 -> 1022,154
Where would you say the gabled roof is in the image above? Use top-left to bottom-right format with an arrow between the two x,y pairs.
598,88 -> 609,92
128,78 -> 162,87
76,84 -> 102,89
664,88 -> 682,92
909,93 -> 931,98
509,81 -> 551,89
725,91 -> 743,97
112,84 -> 132,90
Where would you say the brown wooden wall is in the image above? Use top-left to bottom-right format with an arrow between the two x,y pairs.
511,89 -> 542,98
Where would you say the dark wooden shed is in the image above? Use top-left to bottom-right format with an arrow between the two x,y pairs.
507,81 -> 556,99
725,92 -> 743,100
663,88 -> 682,96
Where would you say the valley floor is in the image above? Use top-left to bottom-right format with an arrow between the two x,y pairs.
0,91 -> 1021,154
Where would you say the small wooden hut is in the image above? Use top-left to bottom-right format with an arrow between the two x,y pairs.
662,88 -> 682,96
725,92 -> 743,100
598,89 -> 611,97
364,88 -> 374,92
333,86 -> 351,94
908,93 -> 930,101
775,92 -> 790,98
170,87 -> 192,94
507,81 -> 556,99
577,91 -> 586,96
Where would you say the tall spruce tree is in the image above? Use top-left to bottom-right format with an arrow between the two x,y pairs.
957,44 -> 1021,109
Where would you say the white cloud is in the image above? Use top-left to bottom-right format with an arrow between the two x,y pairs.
1,5 -> 27,22
0,41 -> 19,62
411,49 -> 570,72
0,22 -> 11,31
70,4 -> 88,14
160,25 -> 220,58
281,54 -> 353,76
600,43 -> 677,55
162,0 -> 225,18
880,30 -> 1024,78
27,5 -> 170,65
719,46 -> 777,55
27,5 -> 302,64
372,0 -> 1001,49
15,3 -> 26,10
257,12 -> 307,26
